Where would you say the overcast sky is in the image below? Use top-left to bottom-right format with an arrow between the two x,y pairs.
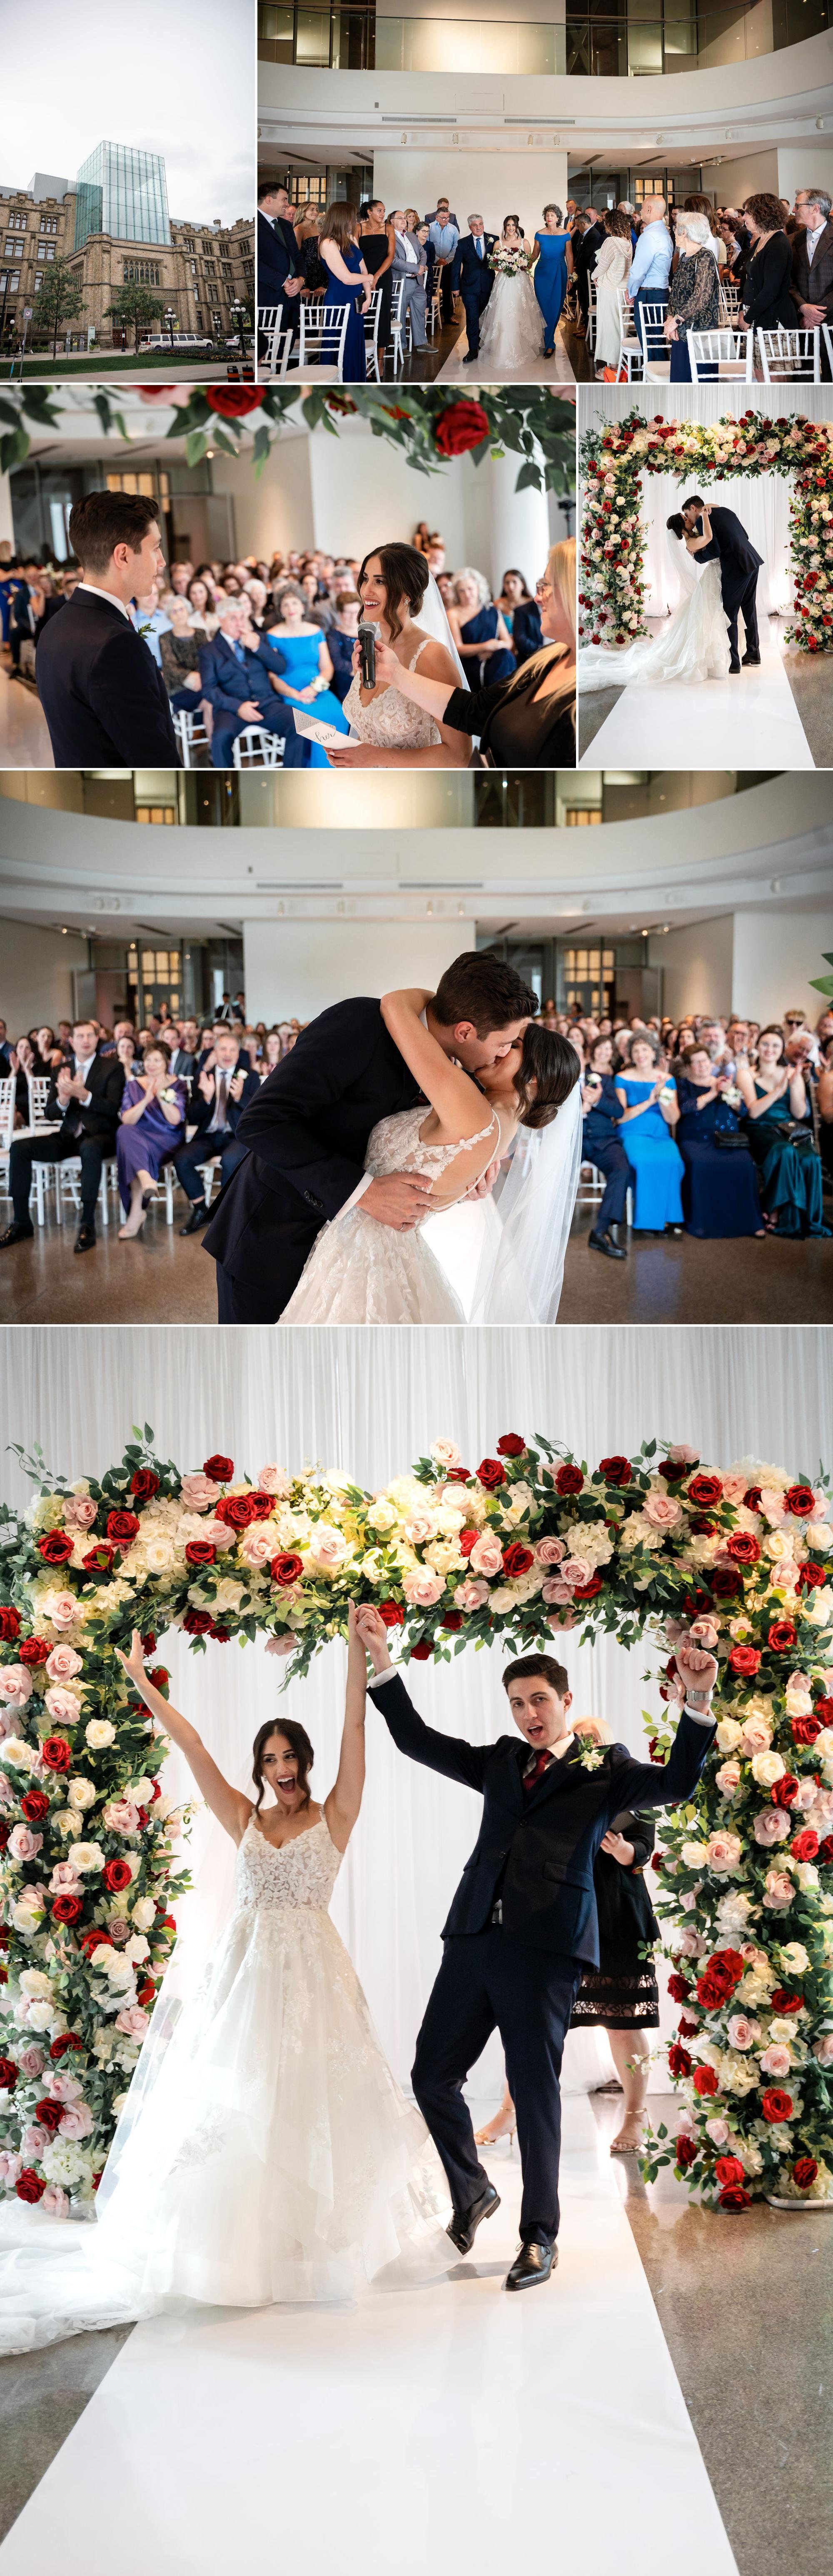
0,0 -> 254,227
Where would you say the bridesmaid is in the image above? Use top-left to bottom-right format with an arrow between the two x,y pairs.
736,1025 -> 829,1238
615,1035 -> 685,1233
317,202 -> 371,380
531,203 -> 573,356
447,568 -> 515,689
360,199 -> 396,354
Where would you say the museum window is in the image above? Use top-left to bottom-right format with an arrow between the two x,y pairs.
39,216 -> 58,235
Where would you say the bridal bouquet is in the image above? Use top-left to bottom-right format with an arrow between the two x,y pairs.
489,245 -> 532,278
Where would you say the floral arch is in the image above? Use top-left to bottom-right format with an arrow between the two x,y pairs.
0,1430 -> 832,2218
579,408 -> 833,653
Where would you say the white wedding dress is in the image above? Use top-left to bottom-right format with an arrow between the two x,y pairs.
280,1103 -> 499,1324
579,555 -> 731,690
0,1815 -> 447,2352
478,269 -> 544,369
341,638 -> 444,752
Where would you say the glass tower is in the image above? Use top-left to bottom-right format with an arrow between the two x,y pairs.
73,143 -> 171,250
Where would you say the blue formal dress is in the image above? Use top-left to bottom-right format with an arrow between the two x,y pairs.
675,1079 -> 762,1238
534,232 -> 569,353
257,632 -> 349,770
326,627 -> 356,703
743,1085 -> 829,1238
616,1078 -> 684,1229
320,240 -> 367,381
459,607 -> 516,690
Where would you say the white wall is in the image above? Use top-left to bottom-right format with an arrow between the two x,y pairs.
242,915 -> 476,1025
648,915 -> 735,1022
777,145 -> 833,205
731,908 -> 833,1023
699,150 -> 779,206
215,436 -> 314,560
0,918 -> 88,1033
372,151 -> 568,246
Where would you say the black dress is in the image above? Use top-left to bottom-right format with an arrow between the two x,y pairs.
444,652 -> 576,766
742,233 -> 794,330
361,231 -> 393,346
570,1809 -> 660,2030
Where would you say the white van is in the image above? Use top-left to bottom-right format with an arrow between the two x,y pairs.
139,332 -> 214,352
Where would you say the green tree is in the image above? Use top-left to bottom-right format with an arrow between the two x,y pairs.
31,258 -> 87,361
105,283 -> 166,354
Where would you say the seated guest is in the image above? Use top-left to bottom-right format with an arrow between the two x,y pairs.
615,1035 -> 685,1233
185,575 -> 218,636
35,493 -> 180,768
0,1017 -> 124,1254
160,597 -> 206,713
130,580 -> 170,665
674,1045 -> 763,1237
581,1034 -> 636,1260
198,599 -> 288,768
115,1032 -> 140,1081
299,569 -> 334,631
736,1024 -> 829,1237
174,1026 -> 260,1235
260,1030 -> 284,1077
360,540 -> 576,768
447,569 -> 515,690
326,592 -> 362,701
8,1033 -> 38,1123
168,1020 -> 200,1078
259,589 -> 349,768
116,1044 -> 188,1238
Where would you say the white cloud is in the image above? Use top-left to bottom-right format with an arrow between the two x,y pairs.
1,0 -> 254,228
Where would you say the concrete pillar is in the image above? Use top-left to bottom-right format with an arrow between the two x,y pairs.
242,914 -> 475,1028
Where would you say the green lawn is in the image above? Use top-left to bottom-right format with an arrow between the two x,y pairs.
5,347 -> 254,380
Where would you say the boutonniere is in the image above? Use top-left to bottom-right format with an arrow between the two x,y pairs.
578,1743 -> 605,1772
137,621 -> 153,639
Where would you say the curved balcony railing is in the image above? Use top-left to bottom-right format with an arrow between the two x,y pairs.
258,0 -> 833,73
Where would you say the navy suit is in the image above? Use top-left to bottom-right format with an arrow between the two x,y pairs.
583,1073 -> 636,1235
694,504 -> 763,662
173,1064 -> 260,1206
371,1671 -> 715,2243
197,632 -> 299,768
456,230 -> 496,357
36,590 -> 180,767
257,208 -> 301,347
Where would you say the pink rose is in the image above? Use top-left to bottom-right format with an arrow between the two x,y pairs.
202,1518 -> 237,1553
0,1770 -> 14,1804
740,1713 -> 773,1754
49,1860 -> 81,1894
43,1592 -> 77,1630
17,2045 -> 45,2079
813,2033 -> 833,2065
667,1443 -> 699,1465
675,1929 -> 709,1957
180,1473 -> 222,1513
454,1578 -> 491,1612
404,1513 -> 437,1547
0,2153 -> 22,2186
705,1831 -> 742,1873
62,1495 -> 97,1529
759,1486 -> 787,1526
22,2124 -> 50,2159
309,1526 -> 349,1570
763,1870 -> 793,1908
786,1670 -> 811,1697
402,1571 -> 445,1608
59,2102 -> 94,2139
759,2043 -> 791,2078
704,2117 -> 730,2146
726,2015 -> 759,2049
256,1466 -> 293,1498
7,1824 -> 42,1861
114,2006 -> 150,2039
43,1686 -> 82,1725
688,1618 -> 719,1649
721,1475 -> 750,1505
239,1524 -> 277,1569
0,1666 -> 32,1707
48,2071 -> 83,2102
542,1579 -> 574,1605
101,1800 -> 140,1836
793,1778 -> 818,1813
469,1534 -> 504,1578
45,1644 -> 83,1683
430,1439 -> 461,1471
644,1493 -> 682,1529
716,1761 -> 741,1798
265,1635 -> 295,1659
40,2186 -> 70,2218
561,1557 -> 592,1589
753,1807 -> 791,1845
535,1537 -> 566,1566
107,1918 -> 130,1943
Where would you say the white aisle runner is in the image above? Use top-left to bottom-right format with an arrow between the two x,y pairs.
435,327 -> 576,384
0,2099 -> 737,2576
579,629 -> 813,769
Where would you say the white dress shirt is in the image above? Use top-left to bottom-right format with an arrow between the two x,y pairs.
806,221 -> 827,266
76,583 -> 131,620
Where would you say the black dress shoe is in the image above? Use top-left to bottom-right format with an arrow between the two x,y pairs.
741,650 -> 761,665
729,657 -> 741,674
588,1227 -> 626,1260
505,2240 -> 557,2292
0,1221 -> 34,1247
446,2181 -> 500,2254
74,1225 -> 96,1253
462,352 -> 478,364
179,1203 -> 208,1235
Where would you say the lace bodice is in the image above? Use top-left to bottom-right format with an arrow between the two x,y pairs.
364,1103 -> 498,1200
234,1814 -> 342,1914
342,636 -> 443,748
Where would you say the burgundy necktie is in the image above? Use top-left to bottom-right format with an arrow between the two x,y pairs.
523,1749 -> 552,1792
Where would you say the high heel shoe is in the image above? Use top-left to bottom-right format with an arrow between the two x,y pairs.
475,2115 -> 517,2148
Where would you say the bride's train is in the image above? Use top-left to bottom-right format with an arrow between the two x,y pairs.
478,270 -> 545,371
579,559 -> 731,691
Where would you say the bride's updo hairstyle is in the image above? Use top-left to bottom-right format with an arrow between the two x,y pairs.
666,513 -> 685,541
252,1716 -> 314,1812
513,1024 -> 580,1131
357,543 -> 429,641
502,215 -> 522,237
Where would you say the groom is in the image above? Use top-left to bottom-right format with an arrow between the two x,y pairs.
679,494 -> 763,674
357,1609 -> 717,2292
457,217 -> 496,363
202,950 -> 536,1321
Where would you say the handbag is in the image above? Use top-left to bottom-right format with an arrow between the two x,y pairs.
713,1128 -> 751,1152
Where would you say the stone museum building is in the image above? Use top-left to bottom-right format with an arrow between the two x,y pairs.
0,143 -> 254,349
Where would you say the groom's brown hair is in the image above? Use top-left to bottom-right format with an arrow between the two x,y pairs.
434,950 -> 537,1035
503,1653 -> 570,1696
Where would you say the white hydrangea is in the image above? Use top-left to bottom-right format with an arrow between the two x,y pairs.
41,2141 -> 93,2189
563,1520 -> 613,1568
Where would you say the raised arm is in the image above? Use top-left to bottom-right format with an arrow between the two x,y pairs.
357,1606 -> 489,1793
324,1601 -> 367,1853
115,1629 -> 251,1843
380,987 -> 497,1140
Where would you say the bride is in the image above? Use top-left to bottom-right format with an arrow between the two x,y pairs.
0,1611 -> 446,2351
280,987 -> 581,1325
479,215 -> 544,372
327,543 -> 471,768
579,500 -> 731,689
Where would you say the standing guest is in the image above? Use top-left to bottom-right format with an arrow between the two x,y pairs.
174,1029 -> 260,1235
116,1045 -> 187,1238
257,182 -> 303,350
496,568 -> 544,666
581,1036 -> 635,1260
427,201 -> 460,325
295,206 -> 327,300
663,212 -> 720,378
531,204 -> 573,356
741,195 -> 794,333
618,200 -> 638,252
736,1024 -> 829,1237
360,201 -> 396,352
615,1035 -> 684,1232
0,1018 -> 124,1254
574,206 -> 606,335
790,187 -> 833,373
447,569 -> 515,689
592,209 -> 632,375
674,1046 -> 763,1237
8,561 -> 62,675
36,494 -> 180,767
318,203 -> 371,379
626,193 -> 672,356
326,592 -> 362,701
390,212 -> 428,352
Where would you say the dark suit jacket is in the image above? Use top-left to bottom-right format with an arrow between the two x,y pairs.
369,1671 -> 714,1965
198,633 -> 274,719
186,1065 -> 260,1135
202,996 -> 424,1312
45,1048 -> 125,1145
574,221 -> 605,286
790,217 -> 833,324
36,591 -> 180,768
695,505 -> 763,607
168,1048 -> 197,1079
257,210 -> 299,305
456,233 -> 496,307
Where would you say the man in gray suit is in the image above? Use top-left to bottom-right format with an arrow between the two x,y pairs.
390,211 -> 428,349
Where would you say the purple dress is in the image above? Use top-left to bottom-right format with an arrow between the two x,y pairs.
117,1077 -> 187,1212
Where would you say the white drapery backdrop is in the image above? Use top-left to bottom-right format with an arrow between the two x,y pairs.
581,385 -> 826,621
2,1326 -> 830,2096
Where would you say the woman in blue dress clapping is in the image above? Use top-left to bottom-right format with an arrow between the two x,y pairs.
615,1035 -> 685,1233
447,569 -> 515,690
531,204 -> 572,356
259,589 -> 350,770
675,1044 -> 763,1238
318,202 -> 372,381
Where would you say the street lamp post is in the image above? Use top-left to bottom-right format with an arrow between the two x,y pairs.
165,306 -> 176,353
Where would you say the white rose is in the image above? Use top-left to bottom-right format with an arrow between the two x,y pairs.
19,1967 -> 52,1997
140,1535 -> 176,1574
0,1738 -> 37,1772
130,1896 -> 157,1932
751,1750 -> 786,1788
69,1841 -> 105,1873
307,1525 -> 350,1572
85,1720 -> 116,1750
124,1934 -> 150,1963
716,1719 -> 742,1753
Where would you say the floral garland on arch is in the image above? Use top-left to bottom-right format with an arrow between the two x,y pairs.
579,408 -> 833,654
0,1431 -> 831,2218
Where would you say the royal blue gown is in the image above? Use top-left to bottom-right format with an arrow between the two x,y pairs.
534,231 -> 569,353
675,1079 -> 762,1238
459,607 -> 516,690
616,1078 -> 684,1230
320,240 -> 367,381
258,631 -> 349,770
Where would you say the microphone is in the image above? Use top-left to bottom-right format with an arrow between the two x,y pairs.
358,618 -> 379,687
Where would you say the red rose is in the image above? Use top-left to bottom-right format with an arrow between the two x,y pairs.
247,1495 -> 275,1522
0,2055 -> 18,2091
775,1774 -> 799,1807
18,1636 -> 50,1666
214,1493 -> 260,1530
743,1486 -> 762,1511
502,1543 -> 534,1579
34,2097 -> 64,2133
793,2156 -> 818,2190
136,1978 -> 157,2007
106,1510 -> 140,1546
434,399 -> 491,458
555,1463 -> 584,1496
82,1543 -> 115,1576
50,2031 -> 83,2058
814,1696 -> 833,1726
574,1572 -> 604,1602
147,1668 -> 169,1693
693,2065 -> 719,2097
791,1827 -> 819,1862
718,2183 -> 751,2210
476,1458 -> 506,1491
130,1469 -> 160,1502
183,1609 -> 213,1635
203,1454 -> 233,1482
0,1606 -> 21,1642
696,1971 -> 727,2011
710,1948 -> 744,1986
797,1561 -> 826,1592
15,2169 -> 46,2204
819,1835 -> 833,1865
714,2155 -> 745,2188
769,1988 -> 803,2015
768,1619 -> 797,1651
667,1973 -> 691,2004
410,1640 -> 433,1660
185,1541 -> 216,1568
78,1928 -> 107,1958
51,1893 -> 83,1923
658,1456 -> 692,1481
668,2043 -> 691,2078
496,1435 -> 526,1458
690,1516 -> 718,1537
103,1857 -> 133,1893
205,387 -> 264,419
36,1529 -> 75,1567
459,1530 -> 479,1558
140,1632 -> 157,1654
442,1611 -> 463,1631
688,1474 -> 723,1507
729,1646 -> 761,1676
712,1566 -> 743,1600
444,1468 -> 471,1485
727,1532 -> 761,1566
676,2135 -> 698,2169
784,1484 -> 816,1516
678,2015 -> 699,2041
270,1553 -> 304,1588
21,1789 -> 50,1822
791,1712 -> 823,1747
377,1602 -> 404,1628
761,2086 -> 793,2122
41,1736 -> 72,1773
598,1456 -> 631,1486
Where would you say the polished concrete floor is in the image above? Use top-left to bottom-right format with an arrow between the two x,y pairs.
578,623 -> 832,768
343,304 -> 592,385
